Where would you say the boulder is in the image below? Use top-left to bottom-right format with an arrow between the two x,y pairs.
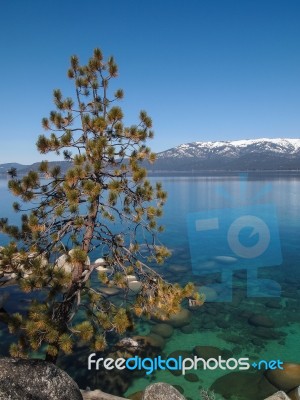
288,386 -> 300,400
94,258 -> 107,266
211,370 -> 278,399
142,383 -> 186,400
248,314 -> 275,328
151,323 -> 174,338
81,389 -> 126,399
115,338 -> 140,352
126,275 -> 137,282
184,373 -> 199,382
0,357 -> 82,400
167,350 -> 193,376
193,345 -> 223,360
131,335 -> 165,350
264,392 -> 292,400
265,300 -> 282,309
55,250 -> 90,275
265,363 -> 300,392
167,309 -> 191,328
128,281 -> 142,294
96,266 -> 113,274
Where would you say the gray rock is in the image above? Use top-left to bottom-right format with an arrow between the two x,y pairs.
142,383 -> 186,400
0,357 -> 83,400
81,389 -> 126,399
264,391 -> 291,400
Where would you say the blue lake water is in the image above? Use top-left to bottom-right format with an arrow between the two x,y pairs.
1,172 -> 300,399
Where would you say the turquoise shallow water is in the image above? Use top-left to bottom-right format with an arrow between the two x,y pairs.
1,172 -> 300,399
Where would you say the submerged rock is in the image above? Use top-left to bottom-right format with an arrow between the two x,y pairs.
211,370 -> 278,399
265,363 -> 300,392
131,335 -> 165,350
184,373 -> 199,382
248,314 -> 275,328
265,300 -> 283,309
167,309 -> 191,328
0,357 -> 82,400
151,323 -> 174,338
193,345 -> 223,360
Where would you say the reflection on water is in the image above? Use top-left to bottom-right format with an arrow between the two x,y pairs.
1,172 -> 300,399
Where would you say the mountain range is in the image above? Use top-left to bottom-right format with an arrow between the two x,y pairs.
1,138 -> 300,175
152,138 -> 300,171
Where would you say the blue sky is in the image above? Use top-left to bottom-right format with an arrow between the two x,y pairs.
0,0 -> 300,163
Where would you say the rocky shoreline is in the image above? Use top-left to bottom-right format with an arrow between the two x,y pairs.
0,358 -> 299,400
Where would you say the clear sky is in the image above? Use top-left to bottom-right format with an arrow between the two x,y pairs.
0,0 -> 300,164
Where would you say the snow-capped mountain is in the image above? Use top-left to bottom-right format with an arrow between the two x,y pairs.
152,138 -> 300,171
2,139 -> 300,175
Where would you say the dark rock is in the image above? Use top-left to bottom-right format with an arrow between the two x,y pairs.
218,333 -> 245,345
248,314 -> 275,328
221,349 -> 234,359
172,385 -> 184,394
167,350 -> 192,376
180,325 -> 194,334
193,346 -> 222,360
205,306 -> 218,316
151,323 -> 174,338
251,338 -> 264,347
216,319 -> 230,329
211,370 -> 278,400
265,363 -> 300,392
239,310 -> 254,319
0,357 -> 83,400
232,346 -> 242,355
142,383 -> 186,400
253,327 -> 281,340
167,309 -> 192,328
184,373 -> 199,382
288,386 -> 300,400
265,300 -> 282,309
202,321 -> 216,330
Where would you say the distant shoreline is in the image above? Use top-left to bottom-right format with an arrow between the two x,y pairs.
1,169 -> 300,179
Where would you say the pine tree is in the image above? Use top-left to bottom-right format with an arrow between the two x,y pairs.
0,48 -> 203,362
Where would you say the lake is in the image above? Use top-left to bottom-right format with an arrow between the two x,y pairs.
1,172 -> 300,399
